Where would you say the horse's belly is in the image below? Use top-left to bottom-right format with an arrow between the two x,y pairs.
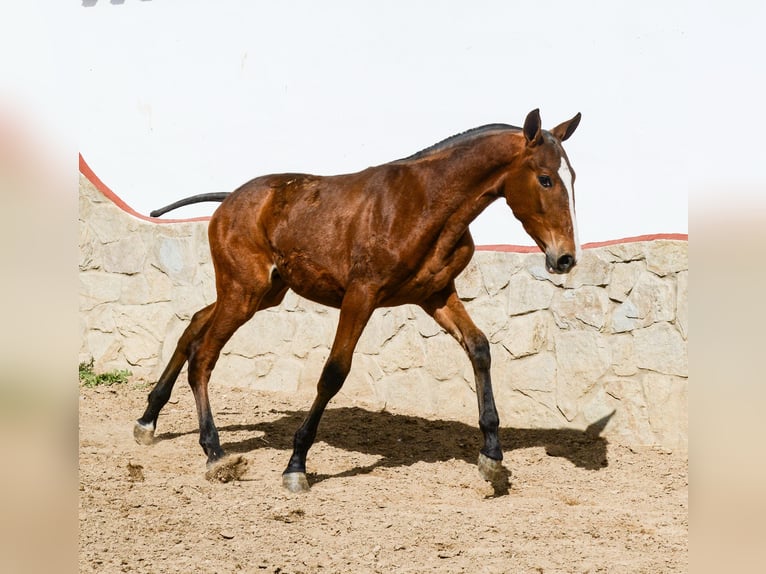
274,256 -> 345,309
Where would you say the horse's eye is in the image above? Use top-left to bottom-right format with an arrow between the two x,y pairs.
538,175 -> 553,188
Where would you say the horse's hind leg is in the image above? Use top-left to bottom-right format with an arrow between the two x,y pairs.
189,272 -> 287,480
282,285 -> 376,492
421,285 -> 508,493
185,289 -> 260,477
134,303 -> 216,445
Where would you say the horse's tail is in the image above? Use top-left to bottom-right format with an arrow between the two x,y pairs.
150,192 -> 230,218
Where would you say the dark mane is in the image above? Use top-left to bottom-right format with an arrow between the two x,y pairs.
398,123 -> 520,161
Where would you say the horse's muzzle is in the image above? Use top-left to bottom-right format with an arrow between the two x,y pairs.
546,252 -> 576,274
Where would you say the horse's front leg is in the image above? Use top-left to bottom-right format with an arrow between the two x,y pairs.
422,286 -> 509,493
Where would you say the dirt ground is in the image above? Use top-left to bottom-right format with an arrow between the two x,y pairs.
79,380 -> 687,573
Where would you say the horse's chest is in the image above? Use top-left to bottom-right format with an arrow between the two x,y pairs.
383,243 -> 474,304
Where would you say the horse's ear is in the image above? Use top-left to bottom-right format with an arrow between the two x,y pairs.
523,108 -> 544,147
550,112 -> 582,142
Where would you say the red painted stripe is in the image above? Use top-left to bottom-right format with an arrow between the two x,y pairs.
475,233 -> 688,252
581,234 -> 688,248
79,154 -> 688,245
476,233 -> 689,253
79,154 -> 212,224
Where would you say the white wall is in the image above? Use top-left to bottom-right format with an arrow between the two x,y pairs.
79,0 -> 687,245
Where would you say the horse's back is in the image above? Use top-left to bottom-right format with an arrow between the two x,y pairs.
206,161 -> 468,307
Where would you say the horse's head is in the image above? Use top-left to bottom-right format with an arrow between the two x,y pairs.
503,109 -> 582,274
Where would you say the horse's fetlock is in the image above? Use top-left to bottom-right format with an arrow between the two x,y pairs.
480,411 -> 500,433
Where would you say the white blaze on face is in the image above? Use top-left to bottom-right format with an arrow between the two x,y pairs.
558,156 -> 582,262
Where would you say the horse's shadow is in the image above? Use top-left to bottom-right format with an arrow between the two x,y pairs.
181,406 -> 616,484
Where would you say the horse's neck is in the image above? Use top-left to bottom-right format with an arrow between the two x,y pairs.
415,135 -> 521,255
423,133 -> 519,205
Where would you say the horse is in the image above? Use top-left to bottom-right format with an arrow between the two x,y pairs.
134,108 -> 582,493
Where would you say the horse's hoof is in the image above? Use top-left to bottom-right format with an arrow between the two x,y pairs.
133,421 -> 155,445
478,452 -> 510,493
282,472 -> 310,493
205,455 -> 248,483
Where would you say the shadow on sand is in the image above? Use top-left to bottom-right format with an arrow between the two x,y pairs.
167,406 -> 617,487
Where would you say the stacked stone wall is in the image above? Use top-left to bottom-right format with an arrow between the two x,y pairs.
79,170 -> 688,449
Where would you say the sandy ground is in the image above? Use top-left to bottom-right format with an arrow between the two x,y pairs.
79,381 -> 687,573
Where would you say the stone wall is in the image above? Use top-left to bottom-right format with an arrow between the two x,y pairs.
79,167 -> 688,450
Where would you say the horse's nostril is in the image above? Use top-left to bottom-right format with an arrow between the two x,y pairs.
557,254 -> 575,272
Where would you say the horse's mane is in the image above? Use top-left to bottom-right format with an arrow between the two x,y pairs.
398,123 -> 520,161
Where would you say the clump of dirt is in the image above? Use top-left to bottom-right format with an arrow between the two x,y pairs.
79,383 -> 687,573
204,455 -> 249,483
126,462 -> 144,482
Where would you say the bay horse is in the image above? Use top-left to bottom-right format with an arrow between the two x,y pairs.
134,108 -> 582,493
